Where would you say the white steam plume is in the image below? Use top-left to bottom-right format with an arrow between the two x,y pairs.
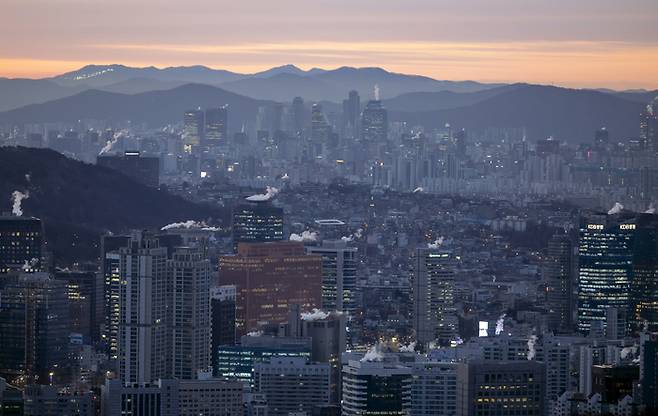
161,220 -> 218,232
620,345 -> 638,360
527,335 -> 538,360
399,342 -> 416,353
645,204 -> 656,214
413,187 -> 424,193
246,186 -> 279,202
300,308 -> 329,321
341,228 -> 364,243
495,314 -> 506,336
428,236 -> 444,249
608,202 -> 624,215
290,230 -> 319,242
11,191 -> 29,216
361,343 -> 384,362
246,330 -> 263,337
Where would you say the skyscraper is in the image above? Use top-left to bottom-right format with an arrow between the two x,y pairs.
118,232 -> 169,384
100,234 -> 130,360
211,285 -> 237,375
291,96 -> 305,136
0,273 -> 70,385
544,233 -> 575,333
97,151 -> 160,187
311,103 -> 331,145
219,242 -> 322,336
630,213 -> 658,331
169,247 -> 211,380
361,99 -> 388,143
232,200 -> 284,246
205,105 -> 228,144
412,248 -> 457,347
640,98 -> 658,154
341,352 -> 413,416
306,240 -> 358,313
456,360 -> 545,416
342,90 -> 360,139
183,109 -> 204,150
254,357 -> 331,416
0,215 -> 44,274
577,212 -> 636,335
53,269 -> 104,343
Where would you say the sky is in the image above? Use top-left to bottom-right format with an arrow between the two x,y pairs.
2,0 -> 658,89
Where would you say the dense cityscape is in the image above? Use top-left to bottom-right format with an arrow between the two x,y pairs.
1,1 -> 658,416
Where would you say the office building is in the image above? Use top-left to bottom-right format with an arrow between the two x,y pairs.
456,360 -> 545,416
183,109 -> 204,150
291,96 -> 305,136
341,352 -> 413,416
53,269 -> 104,343
412,248 -> 457,348
211,285 -> 237,375
0,273 -> 70,385
219,242 -> 322,335
630,214 -> 658,331
591,364 -> 638,405
0,215 -> 44,274
168,247 -> 211,379
640,98 -> 658,154
23,385 -> 95,416
97,151 -> 160,187
232,201 -> 284,246
342,90 -> 360,139
411,361 -> 458,416
641,333 -> 658,413
205,105 -> 228,144
298,310 -> 347,404
577,212 -> 636,335
254,357 -> 331,416
100,234 -> 130,360
177,377 -> 244,416
361,99 -> 388,143
306,240 -> 358,313
544,233 -> 574,333
117,232 -> 169,384
311,104 -> 331,144
216,335 -> 311,387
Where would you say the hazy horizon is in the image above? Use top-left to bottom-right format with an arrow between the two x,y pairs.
2,0 -> 658,90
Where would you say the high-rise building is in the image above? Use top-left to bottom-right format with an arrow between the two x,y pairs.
183,109 -> 205,150
577,212 -> 636,335
456,360 -> 545,416
0,273 -> 70,385
97,151 -> 160,187
205,105 -> 228,144
100,234 -> 130,360
254,357 -> 331,416
0,215 -> 44,274
361,100 -> 388,143
411,361 -> 458,416
219,242 -> 322,336
169,247 -> 211,379
306,240 -> 358,313
298,311 -> 347,404
291,97 -> 305,136
341,352 -> 413,416
594,127 -> 609,150
117,232 -> 169,384
630,214 -> 658,331
640,98 -> 658,154
311,104 -> 331,149
23,385 -> 95,416
232,201 -> 284,246
342,90 -> 360,139
544,233 -> 575,333
412,248 -> 457,348
102,377 -> 244,416
641,333 -> 658,413
53,269 -> 104,343
211,285 -> 237,375
216,335 -> 311,387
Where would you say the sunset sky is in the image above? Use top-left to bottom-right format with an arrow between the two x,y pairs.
2,0 -> 658,89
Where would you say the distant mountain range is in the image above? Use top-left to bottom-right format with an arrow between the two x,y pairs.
0,146 -> 226,265
0,64 -> 501,110
0,64 -> 655,142
0,84 -> 272,127
390,85 -> 645,141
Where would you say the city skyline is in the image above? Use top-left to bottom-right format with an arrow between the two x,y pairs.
2,0 -> 658,89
